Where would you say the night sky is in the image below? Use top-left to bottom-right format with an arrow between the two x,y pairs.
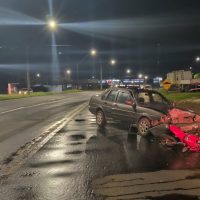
0,0 -> 200,90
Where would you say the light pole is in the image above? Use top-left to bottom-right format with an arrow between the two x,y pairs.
26,46 -> 31,94
47,18 -> 59,86
75,49 -> 97,88
90,49 -> 103,89
110,59 -> 116,78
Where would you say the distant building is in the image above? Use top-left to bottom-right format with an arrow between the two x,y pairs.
167,70 -> 192,85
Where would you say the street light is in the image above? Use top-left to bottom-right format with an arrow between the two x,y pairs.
126,69 -> 131,74
110,59 -> 116,66
48,19 -> 58,31
196,57 -> 200,62
36,73 -> 40,78
66,69 -> 71,75
90,49 -> 97,57
138,74 -> 143,79
90,49 -> 103,90
145,75 -> 148,80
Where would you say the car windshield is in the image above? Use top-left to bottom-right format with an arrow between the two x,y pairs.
136,91 -> 170,106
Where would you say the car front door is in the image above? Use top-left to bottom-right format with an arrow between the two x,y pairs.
102,90 -> 118,119
150,92 -> 171,113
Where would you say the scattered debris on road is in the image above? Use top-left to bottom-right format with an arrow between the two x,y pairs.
151,108 -> 200,152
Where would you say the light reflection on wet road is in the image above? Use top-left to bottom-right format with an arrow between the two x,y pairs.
0,109 -> 200,200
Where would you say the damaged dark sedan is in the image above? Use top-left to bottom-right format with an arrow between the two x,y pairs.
88,86 -> 172,136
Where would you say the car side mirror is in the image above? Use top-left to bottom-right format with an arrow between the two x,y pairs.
172,101 -> 177,107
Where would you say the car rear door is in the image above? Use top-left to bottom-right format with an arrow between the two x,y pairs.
112,91 -> 136,124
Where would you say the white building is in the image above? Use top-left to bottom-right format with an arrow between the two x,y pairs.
167,70 -> 192,85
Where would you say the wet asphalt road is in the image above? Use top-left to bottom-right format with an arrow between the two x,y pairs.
0,91 -> 96,162
0,108 -> 200,200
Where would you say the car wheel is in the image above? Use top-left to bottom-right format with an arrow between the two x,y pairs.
137,117 -> 151,137
96,110 -> 106,127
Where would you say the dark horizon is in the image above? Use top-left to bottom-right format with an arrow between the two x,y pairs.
0,0 -> 200,90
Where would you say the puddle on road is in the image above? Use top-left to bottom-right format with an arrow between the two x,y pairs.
69,142 -> 84,146
69,134 -> 86,141
75,118 -> 86,122
148,194 -> 199,200
53,171 -> 78,178
65,150 -> 83,155
29,159 -> 74,168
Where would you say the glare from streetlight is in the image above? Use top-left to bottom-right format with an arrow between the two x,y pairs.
138,74 -> 143,78
145,75 -> 148,80
90,49 -> 97,56
111,59 -> 116,65
196,57 -> 200,62
126,69 -> 131,74
36,73 -> 40,78
48,19 -> 58,31
66,70 -> 71,75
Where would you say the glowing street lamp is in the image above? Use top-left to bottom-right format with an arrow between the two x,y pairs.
36,73 -> 40,78
110,59 -> 116,65
126,69 -> 131,74
48,19 -> 58,31
138,74 -> 143,79
66,69 -> 71,75
196,57 -> 200,62
90,49 -> 97,56
145,75 -> 148,80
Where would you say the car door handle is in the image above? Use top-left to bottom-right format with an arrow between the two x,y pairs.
112,103 -> 118,108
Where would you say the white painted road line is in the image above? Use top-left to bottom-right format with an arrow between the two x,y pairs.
1,107 -> 25,114
0,98 -> 67,114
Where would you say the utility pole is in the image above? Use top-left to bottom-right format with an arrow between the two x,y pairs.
26,47 -> 31,94
76,64 -> 79,89
100,63 -> 103,90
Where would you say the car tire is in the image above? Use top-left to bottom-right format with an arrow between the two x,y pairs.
137,117 -> 151,137
96,110 -> 106,127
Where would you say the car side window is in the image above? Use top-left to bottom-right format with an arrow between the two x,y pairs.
116,92 -> 133,105
137,92 -> 150,104
106,90 -> 118,102
152,93 -> 168,104
101,89 -> 110,100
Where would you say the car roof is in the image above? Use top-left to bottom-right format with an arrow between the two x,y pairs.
110,85 -> 158,94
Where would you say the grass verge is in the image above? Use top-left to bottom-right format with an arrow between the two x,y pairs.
0,90 -> 82,101
160,89 -> 200,102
